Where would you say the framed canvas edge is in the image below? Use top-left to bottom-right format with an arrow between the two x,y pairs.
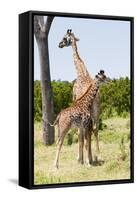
19,12 -> 31,189
19,10 -> 134,189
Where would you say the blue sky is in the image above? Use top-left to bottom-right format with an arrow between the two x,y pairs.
34,16 -> 130,81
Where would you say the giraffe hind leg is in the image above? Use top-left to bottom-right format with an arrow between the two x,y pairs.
84,129 -> 92,166
54,123 -> 70,169
77,128 -> 84,164
94,128 -> 102,162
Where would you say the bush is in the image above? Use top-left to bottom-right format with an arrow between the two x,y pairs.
100,77 -> 130,119
34,77 -> 130,122
52,80 -> 73,116
34,81 -> 42,122
64,128 -> 78,145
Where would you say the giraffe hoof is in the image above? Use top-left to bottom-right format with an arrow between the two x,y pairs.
86,162 -> 92,167
80,160 -> 84,165
77,158 -> 84,165
93,156 -> 104,166
54,162 -> 59,169
77,156 -> 84,164
85,160 -> 92,167
95,155 -> 102,162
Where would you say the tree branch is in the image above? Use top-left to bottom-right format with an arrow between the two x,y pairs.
44,16 -> 54,36
34,16 -> 54,40
34,16 -> 44,39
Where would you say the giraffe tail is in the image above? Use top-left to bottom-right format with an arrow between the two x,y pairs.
42,113 -> 60,127
48,121 -> 56,127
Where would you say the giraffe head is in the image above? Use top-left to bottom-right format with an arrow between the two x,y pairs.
59,29 -> 79,48
95,70 -> 110,87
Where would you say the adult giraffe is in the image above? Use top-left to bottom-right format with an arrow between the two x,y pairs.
59,29 -> 101,164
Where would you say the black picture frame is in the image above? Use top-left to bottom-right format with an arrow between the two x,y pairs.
19,10 -> 134,189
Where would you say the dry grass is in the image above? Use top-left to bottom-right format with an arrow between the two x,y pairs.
34,117 -> 131,185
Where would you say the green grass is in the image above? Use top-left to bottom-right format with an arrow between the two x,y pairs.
34,117 -> 131,185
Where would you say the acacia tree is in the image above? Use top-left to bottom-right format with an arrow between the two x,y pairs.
34,16 -> 54,145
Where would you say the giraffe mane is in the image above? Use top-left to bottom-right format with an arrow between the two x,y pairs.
73,81 -> 96,105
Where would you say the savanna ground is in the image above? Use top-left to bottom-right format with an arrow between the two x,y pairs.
34,117 -> 131,185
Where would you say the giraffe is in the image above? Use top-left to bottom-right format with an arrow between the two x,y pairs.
59,29 -> 92,94
59,29 -> 101,164
49,70 -> 110,168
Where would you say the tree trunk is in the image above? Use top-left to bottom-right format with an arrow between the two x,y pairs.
34,16 -> 54,145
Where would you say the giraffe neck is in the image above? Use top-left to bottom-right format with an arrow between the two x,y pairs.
71,40 -> 90,78
76,82 -> 99,108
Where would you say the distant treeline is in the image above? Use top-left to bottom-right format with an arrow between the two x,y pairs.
34,77 -> 130,122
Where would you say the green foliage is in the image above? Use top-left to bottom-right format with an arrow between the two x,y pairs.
66,133 -> 73,145
106,160 -> 120,172
34,81 -> 42,122
64,129 -> 78,145
100,77 -> 130,119
51,80 -> 73,116
34,80 -> 73,121
99,117 -> 107,130
34,77 -> 130,122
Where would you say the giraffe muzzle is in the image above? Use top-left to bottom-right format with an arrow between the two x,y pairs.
58,42 -> 64,48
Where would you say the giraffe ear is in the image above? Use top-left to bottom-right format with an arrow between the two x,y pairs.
67,29 -> 70,33
100,70 -> 104,74
75,37 -> 80,41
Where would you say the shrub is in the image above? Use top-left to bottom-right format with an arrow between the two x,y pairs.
34,78 -> 130,122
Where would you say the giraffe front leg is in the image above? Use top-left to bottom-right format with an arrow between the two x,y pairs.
54,131 -> 66,169
94,129 -> 101,161
77,128 -> 84,164
88,131 -> 92,165
84,130 -> 92,166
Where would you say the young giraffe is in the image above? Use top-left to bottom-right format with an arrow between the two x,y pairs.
49,70 -> 109,168
59,29 -> 100,164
